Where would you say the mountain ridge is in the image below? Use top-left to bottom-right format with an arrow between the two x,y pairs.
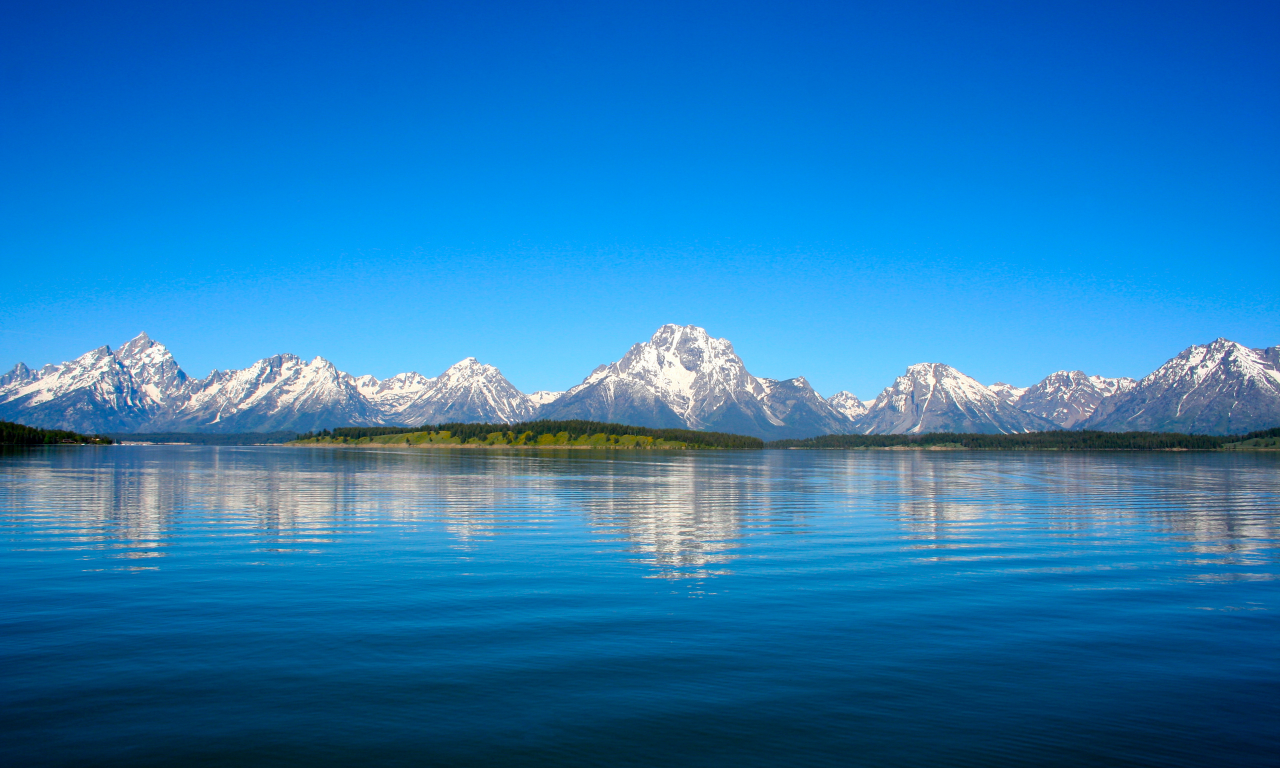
2,329 -> 1276,437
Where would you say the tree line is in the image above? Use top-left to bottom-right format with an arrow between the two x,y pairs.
0,420 -> 112,445
296,420 -> 765,450
105,432 -> 299,445
764,429 -> 1280,451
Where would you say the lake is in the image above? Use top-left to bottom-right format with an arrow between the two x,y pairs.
1,446 -> 1277,766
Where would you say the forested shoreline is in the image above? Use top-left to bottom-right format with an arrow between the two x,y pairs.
765,427 -> 1280,451
0,421 -> 112,445
294,420 -> 764,450
108,432 -> 298,445
4,417 -> 1277,451
293,423 -> 1280,451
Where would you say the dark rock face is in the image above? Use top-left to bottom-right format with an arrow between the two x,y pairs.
1084,339 -> 1280,435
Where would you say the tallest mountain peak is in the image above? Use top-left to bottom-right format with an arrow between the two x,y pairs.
651,323 -> 716,343
539,323 -> 850,439
116,331 -> 162,359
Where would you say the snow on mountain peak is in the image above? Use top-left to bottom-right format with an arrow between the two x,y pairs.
827,391 -> 869,421
528,390 -> 564,406
7,328 -> 1274,437
113,332 -> 189,404
856,362 -> 1055,435
389,358 -> 535,425
603,324 -> 753,423
1012,370 -> 1136,428
1084,338 -> 1280,433
540,324 -> 852,438
0,362 -> 33,388
988,382 -> 1028,403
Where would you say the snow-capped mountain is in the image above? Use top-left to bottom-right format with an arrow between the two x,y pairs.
0,334 -> 535,433
1083,339 -> 1280,434
988,382 -> 1028,403
1012,371 -> 1136,429
163,354 -> 381,433
5,330 -> 1276,437
377,358 -> 537,425
538,324 -> 852,439
114,332 -> 191,406
352,371 -> 434,418
0,362 -> 34,388
0,336 -> 177,432
755,376 -> 855,439
854,363 -> 1057,435
827,391 -> 870,421
528,390 -> 564,406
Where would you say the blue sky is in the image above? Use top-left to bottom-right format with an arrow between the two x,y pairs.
3,0 -> 1277,398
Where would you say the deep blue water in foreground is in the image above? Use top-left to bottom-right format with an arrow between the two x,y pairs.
1,446 -> 1278,767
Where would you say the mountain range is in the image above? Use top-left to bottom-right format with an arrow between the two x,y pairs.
2,326 -> 1277,438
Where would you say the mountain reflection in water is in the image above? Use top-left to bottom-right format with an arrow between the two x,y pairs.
3,446 -> 1277,580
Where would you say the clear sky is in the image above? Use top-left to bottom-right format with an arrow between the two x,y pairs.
3,0 -> 1277,399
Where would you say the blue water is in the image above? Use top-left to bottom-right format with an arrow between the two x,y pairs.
1,446 -> 1277,767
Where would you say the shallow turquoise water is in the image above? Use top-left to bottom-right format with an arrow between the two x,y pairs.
1,446 -> 1277,766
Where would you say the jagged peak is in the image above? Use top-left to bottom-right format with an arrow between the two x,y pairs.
75,345 -> 115,361
900,362 -> 964,379
528,390 -> 564,406
767,376 -> 817,392
442,357 -> 499,375
652,323 -> 710,339
1184,337 -> 1251,357
828,391 -> 870,420
0,362 -> 34,387
644,324 -> 736,357
115,332 -> 158,354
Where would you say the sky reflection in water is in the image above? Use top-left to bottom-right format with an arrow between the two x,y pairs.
1,446 -> 1277,767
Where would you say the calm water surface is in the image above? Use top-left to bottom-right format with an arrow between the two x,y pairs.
1,446 -> 1278,767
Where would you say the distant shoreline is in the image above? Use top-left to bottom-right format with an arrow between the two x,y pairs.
8,420 -> 1277,452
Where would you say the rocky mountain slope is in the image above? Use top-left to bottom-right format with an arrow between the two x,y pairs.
537,325 -> 853,440
0,335 -> 185,432
161,354 -> 380,433
376,358 -> 538,425
988,382 -> 1027,403
3,331 -> 1276,437
827,391 -> 870,421
0,334 -> 535,433
853,363 -> 1057,435
1083,339 -> 1280,434
1011,371 -> 1135,429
